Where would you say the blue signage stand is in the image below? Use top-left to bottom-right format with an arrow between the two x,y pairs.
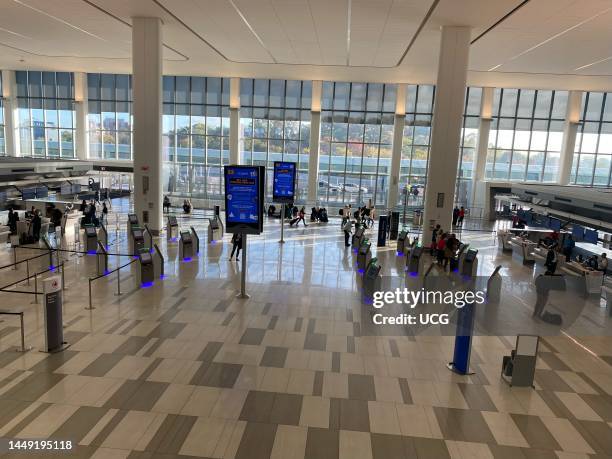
447,302 -> 476,375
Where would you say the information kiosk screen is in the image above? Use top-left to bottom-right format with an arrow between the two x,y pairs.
224,165 -> 265,235
180,231 -> 192,243
355,226 -> 364,238
128,214 -> 138,224
398,231 -> 407,241
359,243 -> 371,255
465,249 -> 478,263
584,229 -> 598,244
85,226 -> 97,237
133,229 -> 143,240
572,225 -> 584,241
139,252 -> 152,264
168,216 -> 178,226
411,247 -> 423,259
272,161 -> 297,203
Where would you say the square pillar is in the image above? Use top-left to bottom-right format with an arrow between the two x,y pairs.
73,72 -> 89,160
558,90 -> 582,185
422,26 -> 471,242
307,81 -> 322,204
1,70 -> 19,156
229,77 -> 241,165
387,84 -> 406,209
132,17 -> 163,234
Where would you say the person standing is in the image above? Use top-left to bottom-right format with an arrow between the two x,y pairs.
430,224 -> 441,255
598,253 -> 608,273
452,207 -> 459,226
31,210 -> 42,241
102,202 -> 109,224
229,233 -> 243,261
343,217 -> 352,247
545,247 -> 558,274
457,207 -> 465,226
562,235 -> 575,262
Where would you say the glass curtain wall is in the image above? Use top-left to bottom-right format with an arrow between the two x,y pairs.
571,92 -> 612,186
400,85 -> 435,207
486,88 -> 567,181
456,87 -> 483,206
0,73 -> 5,156
162,76 -> 230,198
318,81 -> 396,206
16,71 -> 75,158
88,74 -> 132,160
240,79 -> 312,201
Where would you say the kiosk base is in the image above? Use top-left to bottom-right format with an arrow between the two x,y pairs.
41,342 -> 71,354
446,362 -> 475,375
236,292 -> 251,299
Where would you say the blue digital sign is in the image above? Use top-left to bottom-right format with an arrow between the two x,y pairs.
273,161 -> 296,203
224,165 -> 264,234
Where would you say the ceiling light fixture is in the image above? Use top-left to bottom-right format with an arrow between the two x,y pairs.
0,26 -> 32,40
13,0 -> 108,42
575,55 -> 612,71
488,63 -> 502,71
346,0 -> 352,66
228,0 -> 277,64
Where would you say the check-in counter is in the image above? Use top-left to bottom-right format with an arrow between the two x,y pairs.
497,230 -> 513,252
561,261 -> 604,294
510,237 -> 536,264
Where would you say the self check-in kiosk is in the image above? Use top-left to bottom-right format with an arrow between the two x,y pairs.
131,227 -> 145,256
461,249 -> 478,277
138,250 -> 155,286
190,226 -> 200,254
397,230 -> 408,255
97,241 -> 108,276
98,222 -> 108,249
502,335 -> 539,387
144,225 -> 153,252
166,216 -> 179,241
42,276 -> 66,353
352,225 -> 366,248
84,225 -> 98,253
208,218 -> 222,243
487,265 -> 503,303
357,240 -> 372,271
179,230 -> 194,260
407,246 -> 424,274
153,244 -> 165,279
363,258 -> 382,298
127,213 -> 139,232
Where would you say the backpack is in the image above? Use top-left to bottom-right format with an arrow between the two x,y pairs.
343,220 -> 352,232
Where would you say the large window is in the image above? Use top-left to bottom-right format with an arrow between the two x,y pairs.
240,79 -> 312,201
486,88 -> 567,182
88,74 -> 132,160
163,76 -> 230,198
16,71 -> 75,158
319,81 -> 396,206
400,85 -> 435,206
0,73 -> 5,156
571,92 -> 612,186
456,87 -> 483,206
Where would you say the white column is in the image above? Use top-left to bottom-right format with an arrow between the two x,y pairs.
229,77 -> 240,164
1,70 -> 19,156
307,80 -> 322,204
73,72 -> 89,160
470,86 -> 493,210
422,26 -> 471,243
132,17 -> 163,234
387,84 -> 406,209
558,90 -> 582,185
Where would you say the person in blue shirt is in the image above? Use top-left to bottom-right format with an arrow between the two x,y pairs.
562,234 -> 575,262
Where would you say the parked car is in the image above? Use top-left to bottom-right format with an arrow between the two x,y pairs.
318,180 -> 341,193
342,183 -> 368,194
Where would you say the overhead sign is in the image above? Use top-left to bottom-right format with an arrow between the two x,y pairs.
272,161 -> 297,203
224,165 -> 265,235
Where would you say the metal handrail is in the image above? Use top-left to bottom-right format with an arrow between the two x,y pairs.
87,258 -> 137,310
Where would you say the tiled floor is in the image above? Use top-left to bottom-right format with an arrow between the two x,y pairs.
1,201 -> 612,458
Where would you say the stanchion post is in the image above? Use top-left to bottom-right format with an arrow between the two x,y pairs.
279,204 -> 285,244
115,268 -> 121,296
86,279 -> 95,310
237,233 -> 250,299
33,274 -> 38,304
61,263 -> 66,291
26,259 -> 30,286
13,246 -> 17,270
19,314 -> 26,352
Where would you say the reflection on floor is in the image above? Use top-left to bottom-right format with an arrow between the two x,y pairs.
0,200 -> 612,459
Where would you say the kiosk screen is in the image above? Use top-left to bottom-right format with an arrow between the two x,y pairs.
465,249 -> 478,263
